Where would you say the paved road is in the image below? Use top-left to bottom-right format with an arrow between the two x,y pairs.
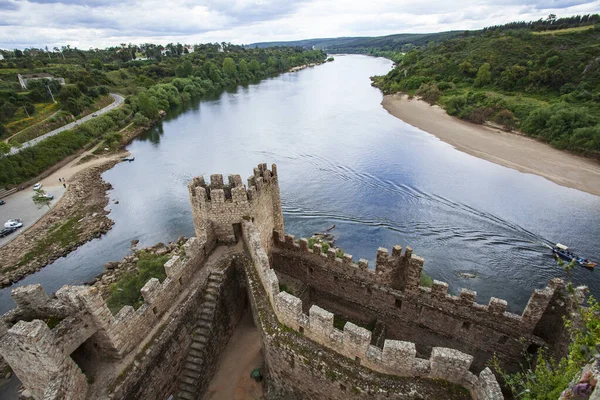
0,183 -> 66,248
9,93 -> 124,155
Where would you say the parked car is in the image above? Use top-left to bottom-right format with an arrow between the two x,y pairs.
4,219 -> 23,229
0,226 -> 17,238
33,183 -> 42,190
0,200 -> 5,205
43,193 -> 54,200
92,113 -> 98,117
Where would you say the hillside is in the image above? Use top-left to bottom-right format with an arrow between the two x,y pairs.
250,31 -> 464,59
372,23 -> 600,155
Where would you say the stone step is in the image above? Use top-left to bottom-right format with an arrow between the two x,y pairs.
176,389 -> 194,400
179,382 -> 196,394
204,293 -> 217,302
185,362 -> 203,372
189,348 -> 204,358
195,327 -> 211,337
193,335 -> 208,344
191,341 -> 206,351
206,287 -> 218,295
187,354 -> 204,364
196,320 -> 212,329
180,375 -> 196,386
182,368 -> 199,379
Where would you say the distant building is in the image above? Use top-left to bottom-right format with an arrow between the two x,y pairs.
17,73 -> 65,90
0,54 -> 4,61
185,45 -> 194,53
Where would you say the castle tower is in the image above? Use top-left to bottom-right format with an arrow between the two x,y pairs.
188,163 -> 284,252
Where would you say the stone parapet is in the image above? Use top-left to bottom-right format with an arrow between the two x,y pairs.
188,163 -> 284,252
272,229 -> 562,339
243,220 -> 503,399
0,236 -> 209,400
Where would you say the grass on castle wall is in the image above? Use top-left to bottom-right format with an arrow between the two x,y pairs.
106,251 -> 170,314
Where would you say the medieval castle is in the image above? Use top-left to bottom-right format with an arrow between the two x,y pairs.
0,163 -> 581,399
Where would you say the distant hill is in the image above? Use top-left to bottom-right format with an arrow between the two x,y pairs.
250,31 -> 465,53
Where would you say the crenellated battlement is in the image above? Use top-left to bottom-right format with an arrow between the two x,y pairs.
272,229 -> 563,339
244,220 -> 503,399
0,237 -> 209,400
187,163 -> 283,252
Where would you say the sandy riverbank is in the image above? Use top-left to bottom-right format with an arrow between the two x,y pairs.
382,94 -> 600,197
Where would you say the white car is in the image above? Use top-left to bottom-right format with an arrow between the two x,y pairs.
33,183 -> 42,190
4,219 -> 23,229
43,193 -> 54,200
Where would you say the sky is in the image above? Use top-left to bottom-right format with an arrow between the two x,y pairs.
0,0 -> 599,49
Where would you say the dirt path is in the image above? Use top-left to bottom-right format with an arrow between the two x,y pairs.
204,310 -> 264,400
382,94 -> 600,197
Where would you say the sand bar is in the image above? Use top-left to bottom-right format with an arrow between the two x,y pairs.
382,94 -> 600,197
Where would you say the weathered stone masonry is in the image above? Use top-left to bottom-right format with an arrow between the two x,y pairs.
0,163 -> 578,400
270,233 -> 567,371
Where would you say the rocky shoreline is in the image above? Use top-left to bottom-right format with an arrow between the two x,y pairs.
0,160 -> 121,287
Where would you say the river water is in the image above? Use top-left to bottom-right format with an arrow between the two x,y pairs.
1,55 -> 599,315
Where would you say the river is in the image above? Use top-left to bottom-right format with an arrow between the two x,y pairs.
1,55 -> 599,316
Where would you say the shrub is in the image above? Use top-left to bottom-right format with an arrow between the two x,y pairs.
105,251 -> 170,314
494,109 -> 518,131
416,83 -> 442,104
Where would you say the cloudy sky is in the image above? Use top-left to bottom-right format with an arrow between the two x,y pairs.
1,0 -> 599,49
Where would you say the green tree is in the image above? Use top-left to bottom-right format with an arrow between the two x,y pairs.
137,92 -> 159,119
0,141 -> 10,156
175,60 -> 193,78
474,63 -> 491,87
222,57 -> 237,79
248,59 -> 261,75
32,189 -> 51,209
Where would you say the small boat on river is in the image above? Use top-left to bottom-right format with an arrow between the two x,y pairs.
552,243 -> 596,268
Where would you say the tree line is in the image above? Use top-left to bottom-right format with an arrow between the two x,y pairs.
372,18 -> 600,155
0,44 -> 326,186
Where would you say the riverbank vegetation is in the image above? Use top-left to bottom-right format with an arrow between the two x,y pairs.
371,15 -> 600,156
490,261 -> 600,399
0,44 -> 327,186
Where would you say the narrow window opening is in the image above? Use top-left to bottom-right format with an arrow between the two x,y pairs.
308,267 -> 314,275
461,321 -> 471,331
395,298 -> 402,309
299,326 -> 304,334
152,307 -> 158,315
178,277 -> 183,286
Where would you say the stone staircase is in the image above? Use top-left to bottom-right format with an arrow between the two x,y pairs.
175,270 -> 224,400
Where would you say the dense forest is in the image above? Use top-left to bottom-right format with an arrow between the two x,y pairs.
372,17 -> 600,155
0,44 -> 326,185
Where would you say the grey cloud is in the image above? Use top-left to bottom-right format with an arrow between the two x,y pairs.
0,1 -> 19,10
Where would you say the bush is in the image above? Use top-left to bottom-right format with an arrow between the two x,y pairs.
132,112 -> 150,127
416,83 -> 442,104
493,109 -> 518,131
105,251 -> 170,314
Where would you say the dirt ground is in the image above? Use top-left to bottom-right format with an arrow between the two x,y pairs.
382,94 -> 600,197
204,309 -> 265,400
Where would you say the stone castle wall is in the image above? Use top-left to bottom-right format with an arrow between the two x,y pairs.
0,236 -> 211,400
188,163 -> 284,253
271,231 -> 564,371
109,253 -> 246,400
242,220 -> 503,400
